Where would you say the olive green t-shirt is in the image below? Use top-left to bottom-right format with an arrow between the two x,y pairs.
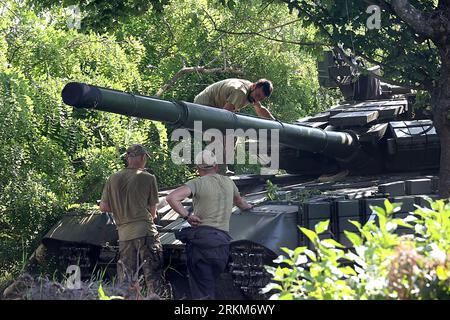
194,79 -> 252,111
185,174 -> 239,232
101,168 -> 159,241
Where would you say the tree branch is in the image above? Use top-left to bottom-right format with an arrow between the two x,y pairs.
211,28 -> 327,46
161,17 -> 187,67
154,66 -> 244,97
256,0 -> 276,15
391,0 -> 435,39
362,0 -> 397,15
203,7 -> 326,47
281,0 -> 427,90
250,18 -> 303,33
362,54 -> 432,89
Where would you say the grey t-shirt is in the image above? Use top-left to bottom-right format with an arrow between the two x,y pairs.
193,79 -> 252,111
185,174 -> 239,232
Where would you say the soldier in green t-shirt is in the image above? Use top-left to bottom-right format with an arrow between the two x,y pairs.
166,150 -> 252,299
194,78 -> 275,175
99,144 -> 164,294
194,78 -> 275,119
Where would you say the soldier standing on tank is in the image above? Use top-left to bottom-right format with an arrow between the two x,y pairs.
194,78 -> 275,175
99,144 -> 164,294
166,150 -> 252,299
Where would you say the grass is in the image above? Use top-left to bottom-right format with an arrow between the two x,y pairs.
2,247 -> 171,300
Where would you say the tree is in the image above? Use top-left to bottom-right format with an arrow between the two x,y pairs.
274,0 -> 450,197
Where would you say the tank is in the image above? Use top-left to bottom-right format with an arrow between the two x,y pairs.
30,50 -> 441,299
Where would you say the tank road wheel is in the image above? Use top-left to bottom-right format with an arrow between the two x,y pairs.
223,240 -> 277,300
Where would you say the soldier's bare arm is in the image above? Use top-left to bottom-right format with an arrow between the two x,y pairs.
253,103 -> 275,120
148,204 -> 157,219
166,186 -> 201,226
99,200 -> 111,212
223,102 -> 237,112
233,194 -> 252,211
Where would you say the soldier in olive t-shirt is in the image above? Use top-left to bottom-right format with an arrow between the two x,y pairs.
193,78 -> 275,119
99,144 -> 163,293
101,167 -> 159,240
194,78 -> 252,112
194,78 -> 275,175
184,174 -> 238,232
166,150 -> 252,299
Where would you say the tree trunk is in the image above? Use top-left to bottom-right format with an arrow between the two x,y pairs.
436,111 -> 450,198
432,47 -> 450,198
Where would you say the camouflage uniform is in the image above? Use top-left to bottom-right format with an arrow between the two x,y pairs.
117,234 -> 164,292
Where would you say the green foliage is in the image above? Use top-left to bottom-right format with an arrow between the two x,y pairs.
98,284 -> 124,300
231,142 -> 263,175
114,0 -> 339,121
29,0 -> 170,32
264,199 -> 450,299
265,180 -> 280,201
280,0 -> 440,90
0,69 -> 69,274
413,90 -> 433,118
289,188 -> 322,202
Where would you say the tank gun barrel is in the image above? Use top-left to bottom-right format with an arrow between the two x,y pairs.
62,82 -> 358,160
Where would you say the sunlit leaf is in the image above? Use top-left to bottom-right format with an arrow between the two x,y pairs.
392,218 -> 414,228
300,227 -> 318,243
281,247 -> 293,257
349,220 -> 362,229
340,266 -> 357,276
344,231 -> 362,246
314,220 -> 329,234
261,283 -> 283,294
304,249 -> 317,262
436,266 -> 448,281
273,255 -> 286,264
295,254 -> 308,265
278,293 -> 294,300
371,206 -> 386,218
321,238 -> 345,248
384,199 -> 393,214
293,246 -> 307,256
98,284 -> 110,300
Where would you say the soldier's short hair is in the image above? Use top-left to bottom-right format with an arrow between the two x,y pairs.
194,150 -> 217,169
126,144 -> 150,157
255,79 -> 273,97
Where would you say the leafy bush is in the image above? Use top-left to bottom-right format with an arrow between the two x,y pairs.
264,199 -> 450,299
